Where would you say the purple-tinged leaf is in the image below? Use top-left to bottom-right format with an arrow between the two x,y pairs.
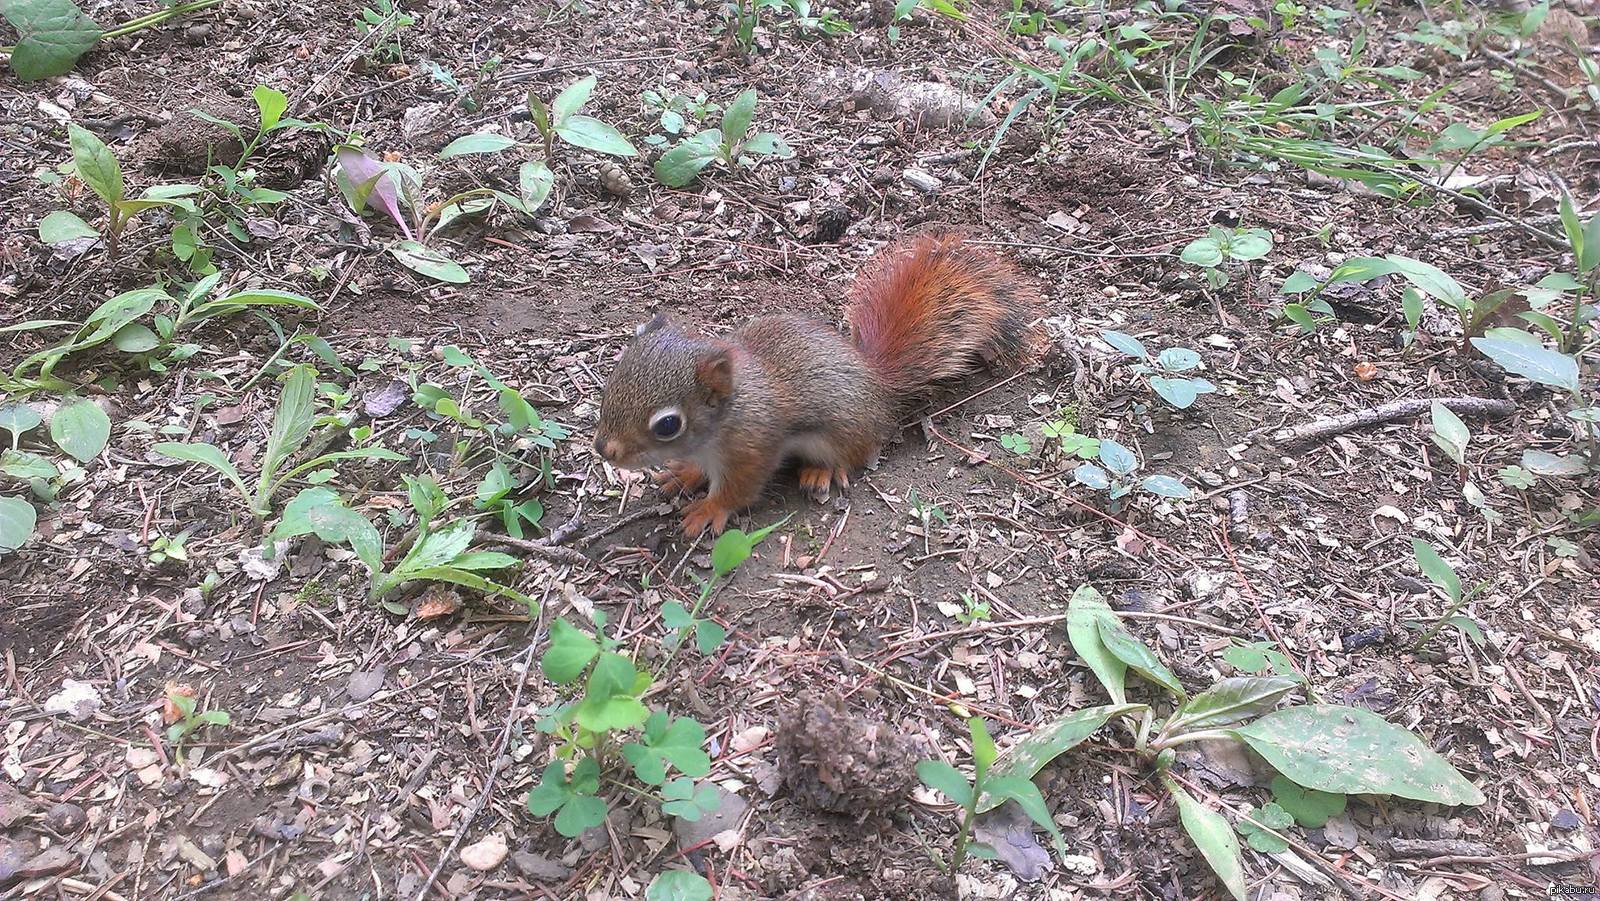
334,145 -> 412,240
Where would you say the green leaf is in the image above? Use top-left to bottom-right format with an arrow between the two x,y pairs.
1560,192 -> 1585,268
1582,209 -> 1600,274
1410,538 -> 1461,604
404,520 -> 476,571
645,870 -> 713,901
38,210 -> 97,244
1429,402 -> 1470,466
1280,270 -> 1320,294
1228,229 -> 1273,261
49,397 -> 109,462
1096,616 -> 1184,699
739,131 -> 792,158
1166,676 -> 1301,734
1155,347 -> 1202,372
1521,449 -> 1588,476
0,404 -> 43,439
915,760 -> 973,807
969,716 -> 997,774
1098,439 -> 1138,477
660,777 -> 722,821
1236,802 -> 1293,853
108,323 -> 157,354
1180,235 -> 1224,268
67,123 -> 122,207
710,516 -> 787,579
542,621 -> 600,683
0,496 -> 37,554
621,711 -> 710,785
301,501 -> 384,574
1065,585 -> 1127,704
1469,336 -> 1579,392
258,364 -> 317,493
655,130 -> 723,187
1,450 -> 58,482
722,88 -> 758,145
983,774 -> 1067,856
1167,781 -> 1247,901
1073,463 -> 1110,490
153,442 -> 250,505
187,289 -> 320,321
550,74 -> 596,125
574,652 -> 650,732
1270,775 -> 1346,828
437,132 -> 518,159
1150,375 -> 1210,409
556,115 -> 638,157
2,0 -> 101,81
1231,705 -> 1485,806
1140,474 -> 1192,499
978,703 -> 1143,813
389,240 -> 469,284
1100,330 -> 1148,358
518,161 -> 554,212
253,84 -> 287,132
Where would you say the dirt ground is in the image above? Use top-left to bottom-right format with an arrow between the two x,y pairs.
2,0 -> 1599,899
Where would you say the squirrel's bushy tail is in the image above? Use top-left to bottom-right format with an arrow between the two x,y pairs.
847,233 -> 1036,398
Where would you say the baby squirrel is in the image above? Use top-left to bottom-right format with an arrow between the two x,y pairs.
593,232 -> 1038,535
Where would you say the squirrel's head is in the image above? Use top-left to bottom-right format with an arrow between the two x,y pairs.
593,314 -> 734,470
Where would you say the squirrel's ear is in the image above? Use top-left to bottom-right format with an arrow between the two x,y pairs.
636,313 -> 668,337
694,349 -> 734,403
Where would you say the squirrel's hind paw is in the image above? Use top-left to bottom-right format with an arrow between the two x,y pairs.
798,465 -> 850,502
681,498 -> 732,536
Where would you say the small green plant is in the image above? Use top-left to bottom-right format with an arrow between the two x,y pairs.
354,0 -> 414,63
148,530 -> 191,566
1406,539 -> 1488,650
998,432 -> 1032,455
1180,226 -> 1273,290
654,89 -> 792,188
153,364 -> 404,520
645,871 -> 713,901
38,124 -> 199,258
961,585 -> 1487,899
663,517 -> 786,657
641,87 -> 719,145
906,488 -> 948,554
0,396 -> 110,553
1221,640 -> 1301,681
721,0 -> 851,52
1430,401 -> 1471,468
527,75 -> 638,162
1073,438 -> 1192,506
955,591 -> 991,625
2,0 -> 221,81
164,688 -> 230,748
270,476 -> 533,609
916,716 -> 1065,873
1041,417 -> 1099,459
1100,331 -> 1217,411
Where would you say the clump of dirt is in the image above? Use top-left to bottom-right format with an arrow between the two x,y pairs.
776,694 -> 921,818
140,99 -> 248,175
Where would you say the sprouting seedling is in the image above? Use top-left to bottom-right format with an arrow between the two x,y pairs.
354,0 -> 414,62
1407,539 -> 1488,650
906,489 -> 948,555
37,124 -> 198,257
153,364 -> 405,520
916,716 -> 1066,873
528,75 -> 638,163
1101,330 -> 1217,411
1072,438 -> 1192,505
165,688 -> 230,748
1042,418 -> 1100,459
663,516 -> 788,659
999,432 -> 1032,455
654,88 -> 792,188
1180,226 -> 1273,290
955,591 -> 991,625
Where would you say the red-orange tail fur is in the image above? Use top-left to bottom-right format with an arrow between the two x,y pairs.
847,233 -> 1037,399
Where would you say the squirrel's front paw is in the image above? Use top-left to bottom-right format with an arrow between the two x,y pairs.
654,460 -> 707,496
680,498 -> 732,536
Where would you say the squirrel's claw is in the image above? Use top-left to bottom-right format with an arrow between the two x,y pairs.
654,460 -> 706,496
798,465 -> 850,502
681,498 -> 732,536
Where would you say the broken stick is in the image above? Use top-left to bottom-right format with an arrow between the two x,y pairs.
1269,396 -> 1516,448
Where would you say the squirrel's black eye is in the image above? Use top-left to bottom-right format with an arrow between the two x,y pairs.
649,408 -> 684,441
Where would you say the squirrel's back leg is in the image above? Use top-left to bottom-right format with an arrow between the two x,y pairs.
791,432 -> 879,502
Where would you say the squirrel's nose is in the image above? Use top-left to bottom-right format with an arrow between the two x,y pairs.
592,435 -> 606,456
